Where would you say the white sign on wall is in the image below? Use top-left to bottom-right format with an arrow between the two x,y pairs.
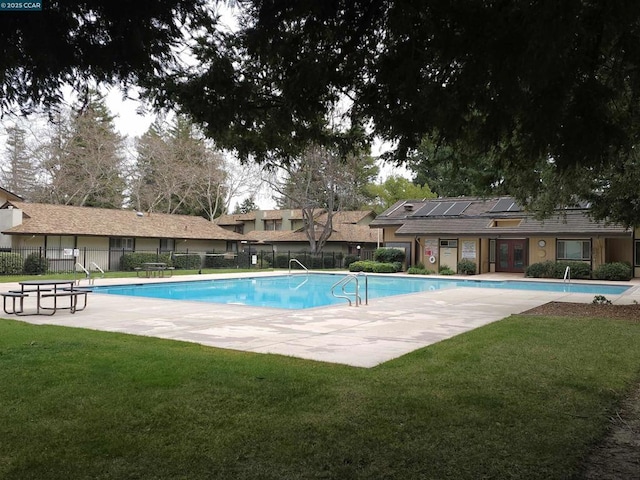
461,240 -> 476,259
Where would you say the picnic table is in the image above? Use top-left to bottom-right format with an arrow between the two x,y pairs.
136,262 -> 174,278
2,279 -> 90,315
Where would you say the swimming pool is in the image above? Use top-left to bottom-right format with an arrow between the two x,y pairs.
93,274 -> 631,310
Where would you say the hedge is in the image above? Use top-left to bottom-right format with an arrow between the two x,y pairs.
0,252 -> 24,274
593,262 -> 633,281
373,247 -> 405,264
525,260 -> 591,279
120,252 -> 172,271
23,253 -> 48,274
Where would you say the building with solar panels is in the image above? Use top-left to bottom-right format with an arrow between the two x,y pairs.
369,197 -> 639,278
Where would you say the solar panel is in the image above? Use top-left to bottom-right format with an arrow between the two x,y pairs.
491,198 -> 517,212
426,202 -> 455,216
412,201 -> 438,216
446,201 -> 471,216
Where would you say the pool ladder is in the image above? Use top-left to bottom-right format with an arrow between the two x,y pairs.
331,273 -> 368,307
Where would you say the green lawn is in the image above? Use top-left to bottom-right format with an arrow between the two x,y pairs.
1,314 -> 639,479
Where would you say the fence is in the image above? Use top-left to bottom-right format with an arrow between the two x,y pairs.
0,247 -> 374,275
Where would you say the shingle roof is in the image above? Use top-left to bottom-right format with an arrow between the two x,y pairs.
2,201 -> 248,241
250,224 -> 377,244
371,197 -> 631,237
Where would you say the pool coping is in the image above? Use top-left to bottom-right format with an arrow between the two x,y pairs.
2,272 -> 639,368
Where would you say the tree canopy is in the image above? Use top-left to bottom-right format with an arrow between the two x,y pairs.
4,1 -> 640,225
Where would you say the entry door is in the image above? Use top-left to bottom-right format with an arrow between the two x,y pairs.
497,239 -> 527,272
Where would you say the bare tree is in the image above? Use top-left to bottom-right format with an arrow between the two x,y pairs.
130,116 -> 227,219
269,145 -> 364,253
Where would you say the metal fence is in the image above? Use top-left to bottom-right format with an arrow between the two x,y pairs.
0,247 -> 374,275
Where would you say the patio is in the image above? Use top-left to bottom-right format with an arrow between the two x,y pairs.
2,272 -> 638,368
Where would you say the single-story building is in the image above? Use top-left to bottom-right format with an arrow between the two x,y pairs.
370,196 -> 640,278
0,201 -> 249,271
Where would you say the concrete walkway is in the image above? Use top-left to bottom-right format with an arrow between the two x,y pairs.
2,272 -> 639,368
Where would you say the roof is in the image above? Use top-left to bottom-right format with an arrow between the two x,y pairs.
1,201 -> 248,241
249,223 -> 377,244
0,187 -> 22,202
370,197 -> 631,237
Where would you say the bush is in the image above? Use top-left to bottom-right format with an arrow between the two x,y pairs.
458,258 -> 477,275
171,254 -> 202,270
23,253 -> 48,274
343,254 -> 360,269
439,265 -> 455,275
526,261 -> 591,279
593,262 -> 633,281
407,266 -> 435,275
372,262 -> 400,273
556,261 -> 591,280
0,252 -> 24,274
373,247 -> 405,264
120,252 -> 172,271
349,260 -> 376,272
525,261 -> 557,278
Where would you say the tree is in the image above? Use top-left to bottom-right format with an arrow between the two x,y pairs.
130,116 -> 227,220
1,123 -> 37,198
366,176 -> 436,213
35,94 -> 126,208
0,0 -> 210,114
234,196 -> 259,214
148,1 -> 640,225
408,137 -> 503,198
269,145 -> 366,253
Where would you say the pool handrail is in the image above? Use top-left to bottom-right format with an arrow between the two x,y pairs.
288,258 -> 308,275
331,273 -> 368,307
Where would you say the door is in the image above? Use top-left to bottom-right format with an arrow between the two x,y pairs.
497,239 -> 527,273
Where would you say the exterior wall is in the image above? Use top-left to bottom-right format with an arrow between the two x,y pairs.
0,208 -> 23,248
175,239 -> 228,253
605,237 -> 633,264
135,238 -> 160,251
529,237 -> 556,265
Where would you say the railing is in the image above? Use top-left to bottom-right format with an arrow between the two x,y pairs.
563,266 -> 571,283
289,258 -> 308,274
74,262 -> 93,285
331,273 -> 368,307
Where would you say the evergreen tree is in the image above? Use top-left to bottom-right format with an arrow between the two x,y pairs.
1,123 -> 36,198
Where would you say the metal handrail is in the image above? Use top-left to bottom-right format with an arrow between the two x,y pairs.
90,262 -> 105,275
75,262 -> 94,285
563,266 -> 571,283
330,273 -> 368,306
288,258 -> 308,274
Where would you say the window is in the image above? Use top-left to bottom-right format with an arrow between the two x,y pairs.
160,238 -> 175,252
264,219 -> 282,231
489,239 -> 496,263
557,239 -> 591,261
110,237 -> 134,250
46,235 -> 75,259
635,240 -> 640,267
440,239 -> 458,248
226,241 -> 238,253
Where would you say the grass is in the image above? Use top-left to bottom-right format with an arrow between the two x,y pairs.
1,315 -> 640,479
0,268 -> 260,283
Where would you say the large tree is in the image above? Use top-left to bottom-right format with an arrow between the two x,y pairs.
1,123 -> 37,198
35,94 -> 126,207
0,0 -> 210,114
147,1 -> 640,226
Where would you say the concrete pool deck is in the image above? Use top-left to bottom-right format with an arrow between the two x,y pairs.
2,272 -> 639,368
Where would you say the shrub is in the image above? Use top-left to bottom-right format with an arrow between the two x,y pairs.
0,252 -> 24,274
458,258 -> 477,275
593,262 -> 633,281
23,253 -> 48,274
439,265 -> 455,275
407,266 -> 435,275
349,260 -> 376,272
373,247 -> 405,264
525,261 -> 557,278
171,254 -> 202,270
343,254 -> 359,269
525,261 -> 591,279
392,261 -> 403,272
556,261 -> 591,280
372,262 -> 398,273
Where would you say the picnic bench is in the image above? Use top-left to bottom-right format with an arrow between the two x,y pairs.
135,262 -> 175,278
1,280 -> 91,315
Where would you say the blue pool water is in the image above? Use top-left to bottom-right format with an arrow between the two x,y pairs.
92,274 -> 631,310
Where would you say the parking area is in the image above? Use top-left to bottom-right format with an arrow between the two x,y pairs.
2,272 -> 638,368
